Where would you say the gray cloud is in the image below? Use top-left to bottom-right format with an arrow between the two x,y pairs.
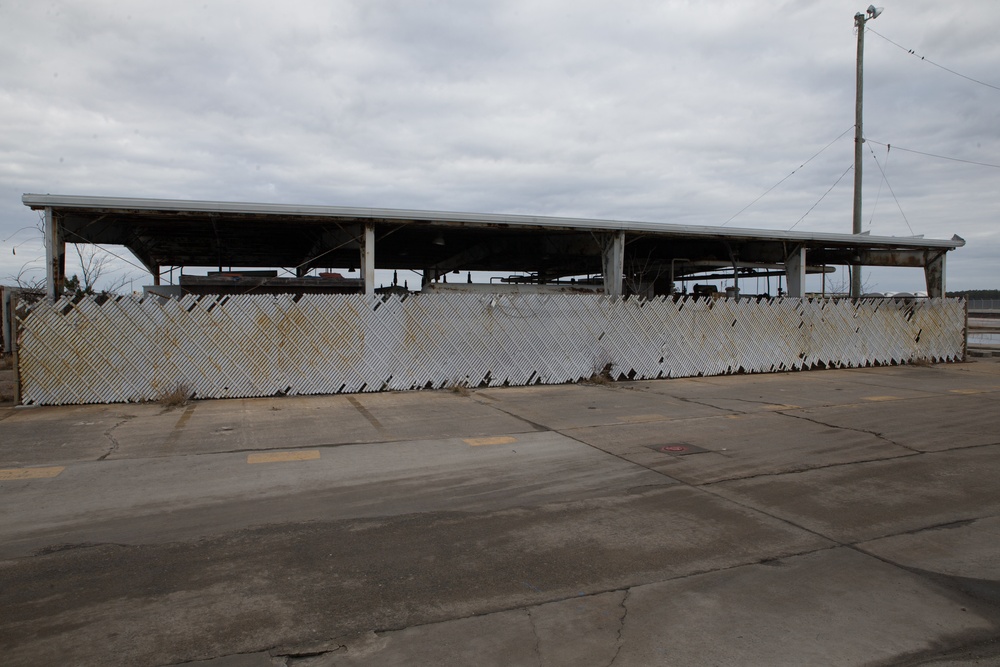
1,0 -> 997,292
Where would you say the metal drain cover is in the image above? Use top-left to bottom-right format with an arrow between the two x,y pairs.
648,443 -> 709,456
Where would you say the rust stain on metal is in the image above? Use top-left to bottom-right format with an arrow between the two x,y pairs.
14,294 -> 967,406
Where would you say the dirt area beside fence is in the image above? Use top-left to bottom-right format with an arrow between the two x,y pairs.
0,356 -> 15,405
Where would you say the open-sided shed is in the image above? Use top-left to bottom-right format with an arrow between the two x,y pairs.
23,194 -> 963,299
12,194 -> 968,406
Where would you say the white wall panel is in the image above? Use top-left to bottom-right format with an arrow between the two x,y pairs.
16,294 -> 967,406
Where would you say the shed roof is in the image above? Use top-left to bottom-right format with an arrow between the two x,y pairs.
23,193 -> 964,279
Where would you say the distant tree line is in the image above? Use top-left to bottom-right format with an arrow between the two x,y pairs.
949,289 -> 1000,299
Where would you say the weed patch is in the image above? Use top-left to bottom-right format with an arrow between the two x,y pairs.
156,383 -> 193,408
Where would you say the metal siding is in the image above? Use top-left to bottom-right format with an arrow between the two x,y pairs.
21,193 -> 964,250
16,294 -> 967,406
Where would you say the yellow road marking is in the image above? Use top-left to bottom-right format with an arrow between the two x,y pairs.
863,396 -> 900,402
464,436 -> 518,447
618,414 -> 668,423
950,389 -> 988,395
247,450 -> 321,464
763,404 -> 800,411
0,466 -> 65,480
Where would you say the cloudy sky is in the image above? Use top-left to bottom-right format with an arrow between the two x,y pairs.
2,0 -> 997,293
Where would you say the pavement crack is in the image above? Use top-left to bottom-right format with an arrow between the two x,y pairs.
673,394 -> 743,414
97,415 -> 134,461
470,395 -> 549,432
608,588 -> 631,666
774,409 -> 919,452
620,384 -> 741,415
698,452 -> 921,486
526,608 -> 543,666
557,428 -> 680,482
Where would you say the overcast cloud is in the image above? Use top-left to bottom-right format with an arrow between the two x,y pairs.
1,0 -> 997,293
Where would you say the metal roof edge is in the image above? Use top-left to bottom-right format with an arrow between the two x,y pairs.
21,193 -> 965,250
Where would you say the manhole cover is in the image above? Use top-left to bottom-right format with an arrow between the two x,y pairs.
648,443 -> 709,456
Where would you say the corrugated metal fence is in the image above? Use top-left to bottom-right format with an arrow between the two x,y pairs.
15,293 -> 966,405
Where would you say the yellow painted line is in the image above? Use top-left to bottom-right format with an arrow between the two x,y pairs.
618,414 -> 668,424
0,466 -> 65,480
464,436 -> 518,447
763,404 -> 800,411
247,450 -> 321,464
949,389 -> 988,395
863,396 -> 900,402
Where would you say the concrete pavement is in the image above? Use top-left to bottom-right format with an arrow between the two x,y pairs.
1,359 -> 999,665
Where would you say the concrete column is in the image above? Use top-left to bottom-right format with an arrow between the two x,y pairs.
361,223 -> 375,296
44,207 -> 65,300
925,252 -> 946,298
785,245 -> 806,298
601,231 -> 625,298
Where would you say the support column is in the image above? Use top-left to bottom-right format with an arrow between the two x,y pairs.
152,265 -> 161,286
601,231 -> 624,298
785,245 -> 806,298
925,252 -> 946,298
44,207 -> 65,300
361,223 -> 375,296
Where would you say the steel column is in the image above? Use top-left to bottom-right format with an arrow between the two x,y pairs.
44,207 -> 65,300
785,245 -> 807,297
361,223 -> 375,296
601,231 -> 625,297
925,252 -> 947,298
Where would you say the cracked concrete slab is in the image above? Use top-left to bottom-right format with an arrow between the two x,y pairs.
530,590 -> 628,667
167,652 -> 278,666
477,383 -> 725,429
300,610 -> 539,666
0,431 -> 672,559
292,591 -> 632,667
0,404 -> 148,466
4,360 -> 1000,666
784,393 -> 1000,453
847,360 -> 1000,388
858,516 -> 1000,583
623,367 -> 944,407
201,548 -> 1000,667
564,409 -> 914,484
105,392 -> 537,459
711,445 -> 1000,543
0,484 -> 826,665
612,547 -> 999,667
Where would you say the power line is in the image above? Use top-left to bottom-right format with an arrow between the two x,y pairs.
866,142 -> 914,236
721,126 -> 854,226
867,142 -> 889,229
866,139 -> 1000,169
867,28 -> 1000,93
788,162 -> 854,231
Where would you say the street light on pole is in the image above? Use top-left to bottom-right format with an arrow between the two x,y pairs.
852,4 -> 883,298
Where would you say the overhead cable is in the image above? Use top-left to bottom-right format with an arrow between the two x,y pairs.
787,163 -> 854,231
865,141 -> 914,236
866,140 -> 1000,169
721,126 -> 854,226
867,28 -> 1000,93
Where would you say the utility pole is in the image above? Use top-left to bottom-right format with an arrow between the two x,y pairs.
852,5 -> 883,298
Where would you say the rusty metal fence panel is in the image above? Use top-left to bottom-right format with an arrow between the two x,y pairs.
15,294 -> 966,405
